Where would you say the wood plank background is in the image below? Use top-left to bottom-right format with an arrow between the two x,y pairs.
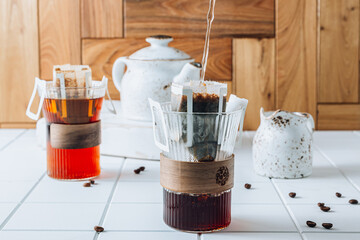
1,0 -> 360,130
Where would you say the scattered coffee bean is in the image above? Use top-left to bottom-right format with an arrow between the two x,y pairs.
83,182 -> 91,187
322,223 -> 333,229
90,180 -> 95,184
306,221 -> 316,228
94,226 -> 104,232
139,166 -> 145,171
244,183 -> 252,189
349,199 -> 358,204
318,202 -> 325,207
289,192 -> 296,198
320,206 -> 331,212
335,192 -> 342,198
134,168 -> 141,174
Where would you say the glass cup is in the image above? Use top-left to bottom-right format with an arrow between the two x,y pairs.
150,101 -> 247,232
26,78 -> 115,180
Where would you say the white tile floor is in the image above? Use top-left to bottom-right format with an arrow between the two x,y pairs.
0,130 -> 359,240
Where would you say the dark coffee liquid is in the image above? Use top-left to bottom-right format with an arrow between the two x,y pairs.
43,98 -> 103,180
174,93 -> 226,113
171,93 -> 226,161
163,189 -> 231,232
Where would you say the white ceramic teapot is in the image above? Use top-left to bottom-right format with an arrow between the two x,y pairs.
112,35 -> 201,121
253,108 -> 315,179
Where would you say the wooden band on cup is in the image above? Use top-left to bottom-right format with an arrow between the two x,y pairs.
160,154 -> 234,194
50,121 -> 101,149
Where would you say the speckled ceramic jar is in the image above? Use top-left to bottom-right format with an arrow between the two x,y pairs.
253,108 -> 314,179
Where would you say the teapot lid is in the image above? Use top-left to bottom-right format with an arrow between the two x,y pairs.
129,35 -> 192,61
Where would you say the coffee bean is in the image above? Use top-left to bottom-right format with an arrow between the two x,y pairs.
318,202 -> 325,207
322,223 -> 333,229
320,206 -> 331,212
349,199 -> 358,204
306,221 -> 316,228
244,183 -> 251,189
335,192 -> 342,198
90,180 -> 95,184
134,168 -> 141,174
83,182 -> 91,187
289,192 -> 296,198
139,166 -> 145,171
94,226 -> 104,232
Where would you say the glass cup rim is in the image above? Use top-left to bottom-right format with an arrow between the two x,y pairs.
160,102 -> 245,116
43,80 -> 106,90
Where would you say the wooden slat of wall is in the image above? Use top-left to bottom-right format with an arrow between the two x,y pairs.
318,104 -> 360,130
82,38 -> 232,100
81,0 -> 123,38
319,0 -> 359,103
125,0 -> 275,38
0,123 -> 37,129
233,38 -> 275,130
39,0 -> 81,79
276,0 -> 317,120
0,0 -> 39,123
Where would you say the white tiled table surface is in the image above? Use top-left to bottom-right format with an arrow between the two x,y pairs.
0,130 -> 359,240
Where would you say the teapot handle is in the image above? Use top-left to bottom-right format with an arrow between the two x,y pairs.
112,57 -> 126,92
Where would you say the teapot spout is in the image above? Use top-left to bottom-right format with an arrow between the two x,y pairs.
173,62 -> 201,83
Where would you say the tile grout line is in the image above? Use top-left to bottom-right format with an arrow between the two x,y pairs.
314,145 -> 360,193
93,158 -> 127,240
0,171 -> 46,231
0,129 -> 27,152
270,179 -> 305,240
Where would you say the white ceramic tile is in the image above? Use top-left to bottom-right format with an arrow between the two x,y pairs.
232,182 -> 282,204
26,175 -> 115,203
0,150 -> 45,181
234,164 -> 270,183
303,233 -> 360,240
288,204 -> 360,232
119,159 -> 160,182
224,204 -> 297,232
233,149 -> 253,167
204,232 -> 302,240
314,131 -> 360,151
4,203 -> 105,230
0,231 -> 95,240
104,203 -> 168,230
93,156 -> 124,182
101,127 -> 160,160
0,181 -> 36,202
0,203 -> 16,225
99,232 -> 195,240
0,129 -> 24,151
5,130 -> 42,151
112,181 -> 163,203
274,180 -> 360,205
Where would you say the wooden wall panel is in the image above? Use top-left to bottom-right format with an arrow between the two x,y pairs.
233,38 -> 275,130
319,0 -> 359,103
125,0 -> 275,38
276,0 -> 317,120
82,38 -> 232,100
39,0 -> 81,79
81,0 -> 123,38
0,0 -> 39,123
318,104 -> 360,130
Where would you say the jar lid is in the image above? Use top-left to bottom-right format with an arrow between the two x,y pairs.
129,35 -> 191,60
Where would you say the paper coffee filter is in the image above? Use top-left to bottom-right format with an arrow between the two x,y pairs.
172,80 -> 227,95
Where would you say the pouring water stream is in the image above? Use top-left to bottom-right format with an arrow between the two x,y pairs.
200,0 -> 216,81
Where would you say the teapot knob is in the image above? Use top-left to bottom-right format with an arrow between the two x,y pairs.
146,35 -> 173,47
